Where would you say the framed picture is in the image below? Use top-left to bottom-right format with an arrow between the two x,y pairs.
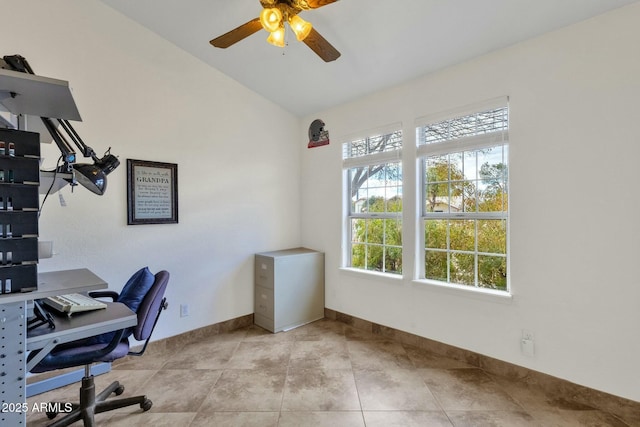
127,159 -> 178,225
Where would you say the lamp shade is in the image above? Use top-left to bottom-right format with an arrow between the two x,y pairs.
289,15 -> 312,41
72,153 -> 119,195
267,27 -> 285,47
73,163 -> 107,195
260,8 -> 282,32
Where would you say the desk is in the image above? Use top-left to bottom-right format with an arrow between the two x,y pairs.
27,302 -> 136,371
0,269 -> 132,426
0,269 -> 108,305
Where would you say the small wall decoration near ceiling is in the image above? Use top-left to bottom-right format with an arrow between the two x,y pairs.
127,159 -> 178,225
308,119 -> 330,148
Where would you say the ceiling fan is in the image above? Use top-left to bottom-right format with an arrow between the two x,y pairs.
210,0 -> 341,62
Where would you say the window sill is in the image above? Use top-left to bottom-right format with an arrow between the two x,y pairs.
411,279 -> 513,304
339,267 -> 404,283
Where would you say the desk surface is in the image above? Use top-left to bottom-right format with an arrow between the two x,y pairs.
0,268 -> 107,304
27,302 -> 137,351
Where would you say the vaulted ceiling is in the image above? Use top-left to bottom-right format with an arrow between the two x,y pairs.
100,0 -> 638,117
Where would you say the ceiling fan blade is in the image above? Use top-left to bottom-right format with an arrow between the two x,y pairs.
305,0 -> 339,9
210,18 -> 263,48
303,27 -> 341,62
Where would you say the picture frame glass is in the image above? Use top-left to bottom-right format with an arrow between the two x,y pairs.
127,159 -> 178,225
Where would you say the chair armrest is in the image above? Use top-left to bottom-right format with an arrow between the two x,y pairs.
88,290 -> 119,301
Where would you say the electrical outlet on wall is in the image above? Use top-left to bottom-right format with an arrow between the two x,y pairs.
180,304 -> 189,317
521,329 -> 535,357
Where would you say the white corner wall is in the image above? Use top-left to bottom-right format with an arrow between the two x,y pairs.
1,1 -> 302,340
301,3 -> 640,402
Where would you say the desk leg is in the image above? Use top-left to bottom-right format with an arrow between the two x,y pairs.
0,301 -> 27,425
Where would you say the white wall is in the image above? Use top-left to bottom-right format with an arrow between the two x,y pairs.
5,0 -> 639,404
1,1 -> 301,340
301,3 -> 640,402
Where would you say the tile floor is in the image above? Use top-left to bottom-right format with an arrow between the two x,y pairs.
26,319 -> 632,426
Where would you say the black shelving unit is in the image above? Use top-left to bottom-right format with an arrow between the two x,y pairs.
0,65 -> 80,297
0,128 -> 40,293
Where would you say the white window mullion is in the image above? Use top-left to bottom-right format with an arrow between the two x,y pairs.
343,149 -> 403,169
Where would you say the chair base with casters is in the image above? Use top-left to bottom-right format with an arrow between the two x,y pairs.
44,364 -> 152,427
30,269 -> 169,427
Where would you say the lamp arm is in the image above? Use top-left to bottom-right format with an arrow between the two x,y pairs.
3,54 -> 33,74
2,55 -> 89,164
4,54 -> 105,162
40,117 -> 76,168
3,54 -> 120,195
57,118 -> 99,161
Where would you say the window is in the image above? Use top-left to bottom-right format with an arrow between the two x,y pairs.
417,100 -> 509,291
343,128 -> 403,274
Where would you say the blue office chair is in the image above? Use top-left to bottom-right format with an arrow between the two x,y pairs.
28,268 -> 169,427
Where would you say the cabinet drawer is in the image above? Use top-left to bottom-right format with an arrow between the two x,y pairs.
254,286 -> 274,319
254,255 -> 274,288
0,237 -> 38,264
0,184 -> 39,210
0,157 -> 40,184
0,263 -> 37,293
0,129 -> 40,157
0,211 -> 38,237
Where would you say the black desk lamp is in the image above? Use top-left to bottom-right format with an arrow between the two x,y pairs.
2,55 -> 119,195
40,114 -> 119,195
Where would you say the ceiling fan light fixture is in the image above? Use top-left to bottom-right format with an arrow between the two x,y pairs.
209,0 -> 341,62
289,15 -> 312,41
267,26 -> 286,47
260,7 -> 283,32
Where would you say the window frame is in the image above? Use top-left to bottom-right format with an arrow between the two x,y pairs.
416,100 -> 510,292
343,128 -> 403,276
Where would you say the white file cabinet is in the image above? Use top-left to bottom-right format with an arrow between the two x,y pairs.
254,248 -> 324,333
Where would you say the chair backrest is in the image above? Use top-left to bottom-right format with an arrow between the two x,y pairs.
133,270 -> 169,341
